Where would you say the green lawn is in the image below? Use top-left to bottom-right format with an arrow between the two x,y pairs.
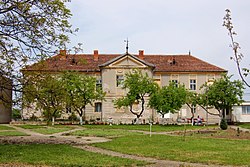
68,128 -> 143,138
0,125 -> 15,130
0,125 -> 27,136
83,124 -> 216,132
16,124 -> 76,135
93,134 -> 250,166
0,144 -> 148,167
239,123 -> 250,129
0,131 -> 27,136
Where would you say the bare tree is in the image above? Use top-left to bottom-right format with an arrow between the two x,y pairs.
223,9 -> 250,87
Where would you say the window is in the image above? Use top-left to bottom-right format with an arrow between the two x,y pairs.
116,75 -> 124,87
171,74 -> 179,87
96,78 -> 102,90
190,79 -> 196,90
95,103 -> 102,112
191,105 -> 196,113
171,80 -> 178,87
242,106 -> 250,114
66,105 -> 71,113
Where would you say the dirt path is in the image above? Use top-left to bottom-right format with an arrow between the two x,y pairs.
0,125 -> 243,167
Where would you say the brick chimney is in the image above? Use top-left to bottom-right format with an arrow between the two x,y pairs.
94,50 -> 99,61
59,49 -> 67,60
138,50 -> 144,60
60,49 -> 66,56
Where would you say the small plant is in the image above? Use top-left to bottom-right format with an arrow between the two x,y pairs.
220,118 -> 228,130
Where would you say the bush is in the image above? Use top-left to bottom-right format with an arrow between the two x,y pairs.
220,118 -> 228,130
12,108 -> 21,120
68,112 -> 77,121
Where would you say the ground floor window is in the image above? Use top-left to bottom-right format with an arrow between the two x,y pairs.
95,102 -> 102,112
242,106 -> 250,114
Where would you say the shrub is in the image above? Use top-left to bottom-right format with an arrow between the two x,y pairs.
12,108 -> 21,120
220,118 -> 228,130
68,112 -> 77,121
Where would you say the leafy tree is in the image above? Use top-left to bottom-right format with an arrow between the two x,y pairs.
0,0 -> 78,107
149,82 -> 187,118
201,74 -> 244,120
23,73 -> 66,125
223,9 -> 250,87
114,70 -> 159,123
62,71 -> 105,125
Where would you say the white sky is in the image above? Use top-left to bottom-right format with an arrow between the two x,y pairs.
66,0 -> 250,96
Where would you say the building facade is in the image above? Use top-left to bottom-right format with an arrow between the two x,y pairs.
22,50 -> 226,124
0,75 -> 12,124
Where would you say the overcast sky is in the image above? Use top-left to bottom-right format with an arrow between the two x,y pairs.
66,1 -> 250,94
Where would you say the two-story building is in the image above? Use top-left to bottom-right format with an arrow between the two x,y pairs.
22,50 -> 226,124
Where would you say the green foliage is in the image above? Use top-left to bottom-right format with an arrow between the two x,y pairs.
0,0 -> 74,74
201,74 -> 244,117
12,108 -> 21,120
61,71 -> 105,124
114,69 -> 159,118
23,73 -> 66,124
149,82 -> 187,117
0,0 -> 79,110
220,118 -> 228,130
68,112 -> 78,121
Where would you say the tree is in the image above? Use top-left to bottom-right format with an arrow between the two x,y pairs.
201,74 -> 244,120
186,91 -> 199,125
62,71 -> 105,125
149,82 -> 187,118
223,9 -> 250,87
23,73 -> 66,125
0,0 -> 78,107
114,70 -> 159,123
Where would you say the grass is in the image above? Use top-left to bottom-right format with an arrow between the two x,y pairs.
239,123 -> 250,129
0,125 -> 27,136
0,144 -> 148,167
68,128 -> 143,138
93,134 -> 250,166
83,124 -> 215,132
0,125 -> 15,130
16,124 -> 75,135
0,131 -> 27,136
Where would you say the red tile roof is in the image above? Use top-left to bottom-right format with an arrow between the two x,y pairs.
23,52 -> 226,73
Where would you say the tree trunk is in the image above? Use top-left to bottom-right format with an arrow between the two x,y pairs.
52,116 -> 55,126
79,116 -> 83,125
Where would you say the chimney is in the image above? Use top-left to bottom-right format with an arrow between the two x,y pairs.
94,50 -> 99,61
59,49 -> 67,60
138,50 -> 144,60
60,49 -> 66,56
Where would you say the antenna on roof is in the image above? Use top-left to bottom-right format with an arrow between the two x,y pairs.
124,38 -> 129,54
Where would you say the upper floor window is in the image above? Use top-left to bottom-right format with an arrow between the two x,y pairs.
96,78 -> 102,90
242,106 -> 250,114
190,79 -> 196,90
116,75 -> 124,87
95,102 -> 102,112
